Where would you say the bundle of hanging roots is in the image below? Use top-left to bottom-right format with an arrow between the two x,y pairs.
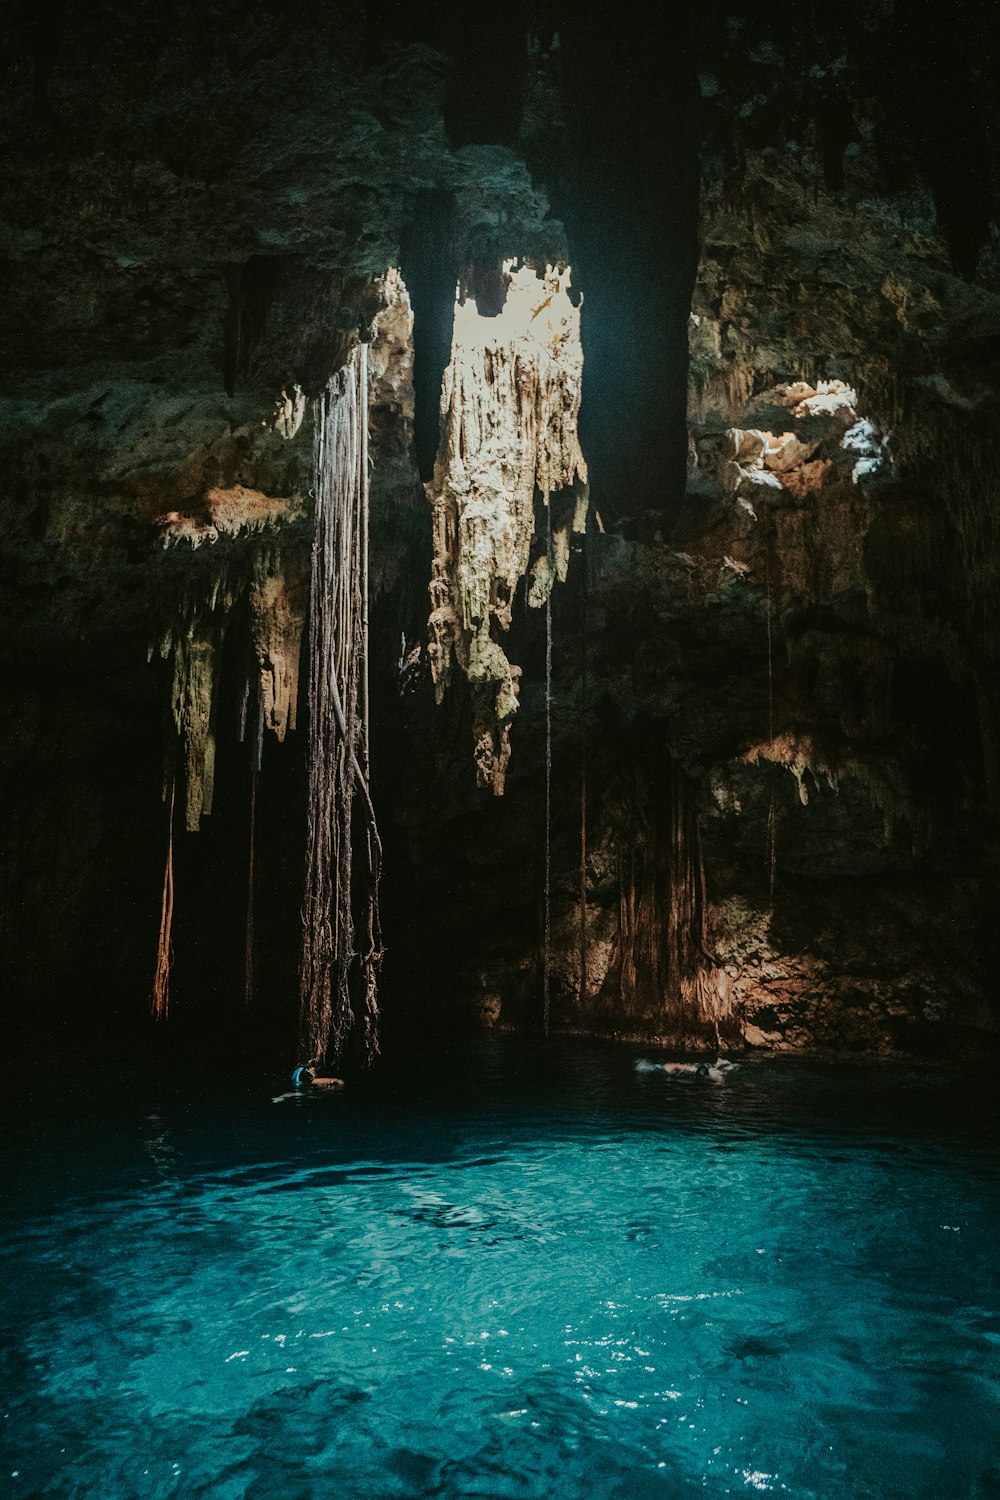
299,344 -> 384,1065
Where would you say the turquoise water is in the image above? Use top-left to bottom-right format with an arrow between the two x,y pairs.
2,1044 -> 999,1499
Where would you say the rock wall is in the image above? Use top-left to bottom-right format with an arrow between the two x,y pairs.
388,4 -> 1000,1057
2,2 -> 998,1065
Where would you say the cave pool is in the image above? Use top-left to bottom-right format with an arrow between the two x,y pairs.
2,1041 -> 998,1499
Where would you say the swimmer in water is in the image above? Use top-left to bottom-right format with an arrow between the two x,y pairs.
291,1062 -> 345,1090
636,1057 -> 738,1084
272,1061 -> 345,1102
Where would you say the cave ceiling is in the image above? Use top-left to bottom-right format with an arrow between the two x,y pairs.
2,0 -> 999,1060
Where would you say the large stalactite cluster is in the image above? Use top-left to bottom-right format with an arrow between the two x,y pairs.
150,527 -> 308,1020
156,544 -> 308,832
427,263 -> 589,794
154,484 -> 309,820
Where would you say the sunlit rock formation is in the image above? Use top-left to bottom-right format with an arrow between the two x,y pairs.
427,263 -> 588,793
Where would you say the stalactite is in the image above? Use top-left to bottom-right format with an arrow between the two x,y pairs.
151,525 -> 305,1022
300,345 -> 383,1066
742,731 -> 923,853
249,563 -> 307,743
742,733 -> 839,806
156,537 -> 305,833
151,777 -> 175,1020
168,617 -> 222,832
427,262 -> 588,793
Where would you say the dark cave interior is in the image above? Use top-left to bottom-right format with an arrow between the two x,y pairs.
2,0 -> 1000,1079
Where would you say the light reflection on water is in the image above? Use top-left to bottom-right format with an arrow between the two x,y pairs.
1,1043 -> 999,1499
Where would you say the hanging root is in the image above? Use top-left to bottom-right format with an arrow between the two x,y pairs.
678,769 -> 732,1027
579,725 -> 588,1007
151,778 -> 176,1020
543,483 -> 553,1036
300,345 -> 384,1065
613,758 -> 731,1032
244,694 -> 262,1009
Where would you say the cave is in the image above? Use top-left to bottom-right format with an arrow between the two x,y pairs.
2,3 -> 1000,1497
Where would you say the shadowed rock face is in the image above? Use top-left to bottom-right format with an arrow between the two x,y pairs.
1,2 -> 999,1068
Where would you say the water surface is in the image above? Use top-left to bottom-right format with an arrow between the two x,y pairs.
2,1043 -> 998,1499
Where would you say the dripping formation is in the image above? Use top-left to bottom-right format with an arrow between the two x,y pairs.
155,541 -> 307,830
426,262 -> 589,795
150,513 -> 307,1007
299,345 -> 384,1066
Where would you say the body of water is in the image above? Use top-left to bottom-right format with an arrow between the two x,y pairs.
2,1042 -> 998,1498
